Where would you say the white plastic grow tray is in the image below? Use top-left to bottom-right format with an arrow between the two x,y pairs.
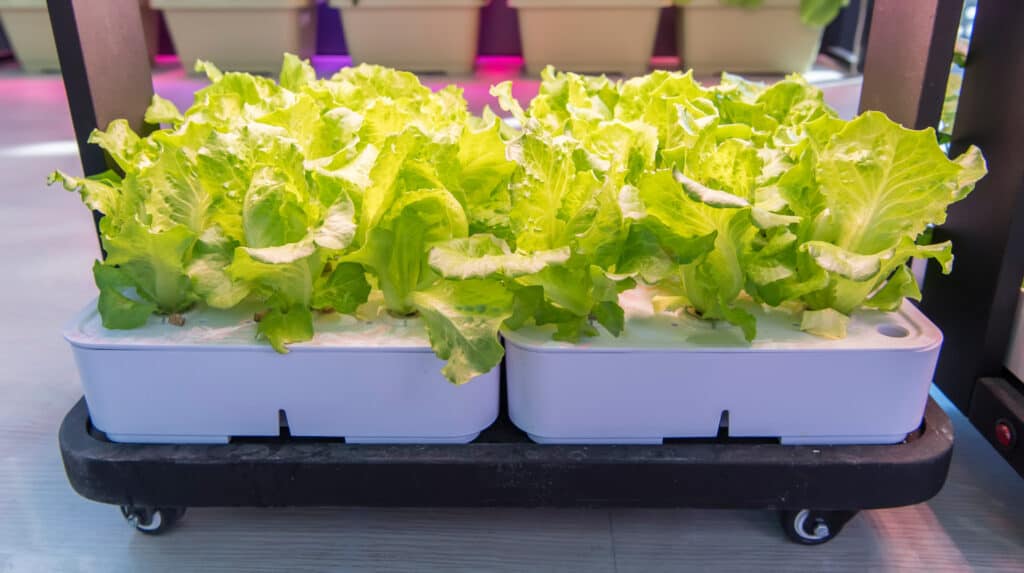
0,0 -> 158,72
152,0 -> 316,73
64,299 -> 499,444
678,0 -> 823,74
330,0 -> 487,75
505,289 -> 942,445
510,0 -> 670,76
1005,288 -> 1024,382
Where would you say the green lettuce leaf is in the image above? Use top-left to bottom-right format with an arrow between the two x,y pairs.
800,0 -> 850,27
312,262 -> 371,314
144,95 -> 184,127
102,221 -> 197,314
801,112 -> 986,315
346,188 -> 468,315
412,279 -> 513,384
92,261 -> 158,329
428,235 -> 569,280
257,304 -> 315,353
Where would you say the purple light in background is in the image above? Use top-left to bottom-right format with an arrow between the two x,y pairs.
474,55 -> 524,76
154,54 -> 180,67
0,77 -> 70,104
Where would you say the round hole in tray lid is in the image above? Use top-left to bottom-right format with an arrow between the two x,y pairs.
877,324 -> 911,338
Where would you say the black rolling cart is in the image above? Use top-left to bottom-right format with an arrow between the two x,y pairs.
48,0 -> 985,545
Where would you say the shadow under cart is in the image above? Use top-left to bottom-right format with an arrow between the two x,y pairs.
59,392 -> 953,545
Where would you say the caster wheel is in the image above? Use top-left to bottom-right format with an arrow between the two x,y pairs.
779,509 -> 856,545
119,506 -> 187,535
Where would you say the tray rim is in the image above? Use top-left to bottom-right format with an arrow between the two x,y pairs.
502,298 -> 943,355
63,298 -> 440,354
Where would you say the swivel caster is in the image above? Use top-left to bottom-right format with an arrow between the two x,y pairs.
119,505 -> 187,535
779,509 -> 857,545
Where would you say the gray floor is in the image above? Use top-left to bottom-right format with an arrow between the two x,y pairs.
0,64 -> 1022,572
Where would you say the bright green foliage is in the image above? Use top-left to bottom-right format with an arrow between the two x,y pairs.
52,57 -> 986,378
488,69 -> 641,341
92,261 -> 157,329
500,67 -> 984,342
413,279 -> 514,384
51,55 -> 539,384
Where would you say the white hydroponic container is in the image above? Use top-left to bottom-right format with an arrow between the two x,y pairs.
65,300 -> 499,444
0,0 -> 158,72
1005,289 -> 1024,382
510,0 -> 669,76
505,290 -> 942,445
153,0 -> 316,73
330,0 -> 486,75
678,0 -> 823,74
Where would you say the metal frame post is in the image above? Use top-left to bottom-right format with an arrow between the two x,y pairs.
47,0 -> 154,177
858,0 -> 963,129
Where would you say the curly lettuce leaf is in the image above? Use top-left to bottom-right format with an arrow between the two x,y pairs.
428,235 -> 570,280
312,262 -> 371,314
801,112 -> 986,315
92,261 -> 157,329
102,221 -> 197,314
412,279 -> 514,384
346,188 -> 469,314
459,108 -> 517,239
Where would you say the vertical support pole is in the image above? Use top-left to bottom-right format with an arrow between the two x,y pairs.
920,1 -> 1024,411
48,0 -> 155,248
47,0 -> 154,177
858,0 -> 963,129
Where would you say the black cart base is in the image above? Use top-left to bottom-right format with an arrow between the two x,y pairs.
59,397 -> 954,545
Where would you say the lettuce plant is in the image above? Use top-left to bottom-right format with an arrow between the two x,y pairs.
53,58 -> 986,382
481,74 -> 642,341
52,55 -> 567,384
504,67 -> 985,341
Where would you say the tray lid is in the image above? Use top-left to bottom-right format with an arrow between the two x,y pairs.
331,0 -> 487,7
151,0 -> 314,9
510,0 -> 669,8
64,297 -> 436,352
502,288 -> 943,354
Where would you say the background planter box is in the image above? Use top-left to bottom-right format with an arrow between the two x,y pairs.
678,0 -> 822,74
65,301 -> 499,444
153,0 -> 316,73
510,0 -> 669,76
0,0 -> 158,72
331,0 -> 486,75
505,290 -> 942,445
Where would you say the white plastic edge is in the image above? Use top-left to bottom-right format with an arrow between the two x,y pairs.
63,298 -> 438,354
502,299 -> 944,355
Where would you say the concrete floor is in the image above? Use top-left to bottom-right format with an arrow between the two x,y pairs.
0,60 -> 1021,572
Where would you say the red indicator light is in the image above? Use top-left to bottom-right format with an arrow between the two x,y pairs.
994,420 -> 1015,449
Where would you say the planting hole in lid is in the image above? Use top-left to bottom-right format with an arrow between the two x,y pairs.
877,324 -> 910,338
